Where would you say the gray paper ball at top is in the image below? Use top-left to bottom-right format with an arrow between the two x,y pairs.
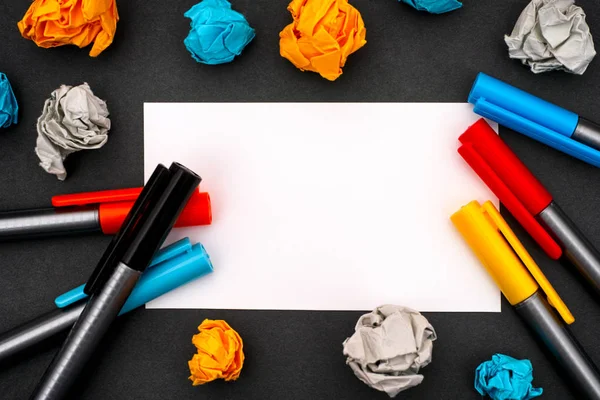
505,0 -> 596,75
35,83 -> 110,181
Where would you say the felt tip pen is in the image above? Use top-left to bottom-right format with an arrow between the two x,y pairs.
459,119 -> 600,297
30,162 -> 201,400
0,186 -> 211,241
469,72 -> 600,167
452,200 -> 600,400
0,238 -> 212,364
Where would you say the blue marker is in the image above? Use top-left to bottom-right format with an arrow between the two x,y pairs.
468,72 -> 600,168
0,238 -> 212,363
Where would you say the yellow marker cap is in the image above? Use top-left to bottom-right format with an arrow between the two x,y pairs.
451,200 -> 574,324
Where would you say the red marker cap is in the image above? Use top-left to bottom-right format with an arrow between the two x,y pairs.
52,187 -> 212,234
458,119 -> 562,260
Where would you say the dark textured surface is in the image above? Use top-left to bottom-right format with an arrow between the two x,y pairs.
1,0 -> 600,398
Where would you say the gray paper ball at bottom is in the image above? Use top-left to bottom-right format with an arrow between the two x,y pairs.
343,305 -> 437,398
35,83 -> 110,181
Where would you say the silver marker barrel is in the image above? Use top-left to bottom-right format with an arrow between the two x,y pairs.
0,208 -> 100,240
537,202 -> 600,295
30,263 -> 140,400
0,305 -> 84,363
573,117 -> 600,152
516,291 -> 600,399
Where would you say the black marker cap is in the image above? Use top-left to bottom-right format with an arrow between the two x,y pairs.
84,162 -> 201,295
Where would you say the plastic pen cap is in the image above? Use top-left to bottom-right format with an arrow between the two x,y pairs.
469,72 -> 579,137
458,118 -> 562,260
55,237 -> 213,315
84,163 -> 201,295
52,187 -> 212,234
451,200 -> 574,324
468,73 -> 600,168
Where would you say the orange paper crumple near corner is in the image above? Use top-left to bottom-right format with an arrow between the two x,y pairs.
188,319 -> 245,386
279,0 -> 367,81
17,0 -> 119,57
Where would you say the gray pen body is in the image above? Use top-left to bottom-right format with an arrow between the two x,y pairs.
30,263 -> 141,400
0,304 -> 84,363
573,118 -> 600,152
516,291 -> 600,399
0,208 -> 100,240
537,202 -> 600,295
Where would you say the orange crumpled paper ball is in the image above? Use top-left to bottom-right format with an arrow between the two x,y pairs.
17,0 -> 119,57
188,319 -> 245,385
279,0 -> 367,81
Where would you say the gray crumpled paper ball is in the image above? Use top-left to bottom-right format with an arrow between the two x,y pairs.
505,0 -> 596,75
35,83 -> 110,180
343,305 -> 437,398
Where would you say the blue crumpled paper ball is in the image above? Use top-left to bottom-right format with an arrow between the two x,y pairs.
184,0 -> 255,65
0,73 -> 18,128
400,0 -> 462,14
475,354 -> 543,400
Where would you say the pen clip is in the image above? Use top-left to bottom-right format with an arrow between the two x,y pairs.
474,98 -> 600,168
481,201 -> 574,325
55,238 -> 194,308
52,188 -> 144,207
458,141 -> 562,260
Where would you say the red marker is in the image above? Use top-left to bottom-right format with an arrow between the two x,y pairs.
0,187 -> 211,240
459,118 -> 600,295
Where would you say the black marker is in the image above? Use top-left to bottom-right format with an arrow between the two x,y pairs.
30,162 -> 201,400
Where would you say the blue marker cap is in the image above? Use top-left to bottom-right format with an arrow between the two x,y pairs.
468,72 -> 600,168
55,237 -> 212,314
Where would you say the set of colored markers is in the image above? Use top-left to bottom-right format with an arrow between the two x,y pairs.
0,163 -> 212,399
456,72 -> 600,399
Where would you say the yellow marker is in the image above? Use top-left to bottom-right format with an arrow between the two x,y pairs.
452,201 -> 600,399
451,200 -> 573,323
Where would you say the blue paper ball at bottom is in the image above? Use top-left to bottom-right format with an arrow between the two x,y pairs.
475,354 -> 543,400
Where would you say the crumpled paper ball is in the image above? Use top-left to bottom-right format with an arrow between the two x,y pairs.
188,319 -> 245,385
0,73 -> 18,129
17,0 -> 119,57
35,83 -> 110,181
342,305 -> 437,398
184,0 -> 255,65
475,354 -> 543,400
279,0 -> 367,81
400,0 -> 462,14
505,0 -> 596,75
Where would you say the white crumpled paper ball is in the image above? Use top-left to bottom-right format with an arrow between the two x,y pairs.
505,0 -> 596,75
343,305 -> 437,398
35,83 -> 110,180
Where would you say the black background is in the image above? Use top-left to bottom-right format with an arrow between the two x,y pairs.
2,0 -> 600,398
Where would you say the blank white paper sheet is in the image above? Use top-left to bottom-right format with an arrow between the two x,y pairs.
144,103 -> 499,312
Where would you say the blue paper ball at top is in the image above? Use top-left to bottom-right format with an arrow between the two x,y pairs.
184,0 -> 255,65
